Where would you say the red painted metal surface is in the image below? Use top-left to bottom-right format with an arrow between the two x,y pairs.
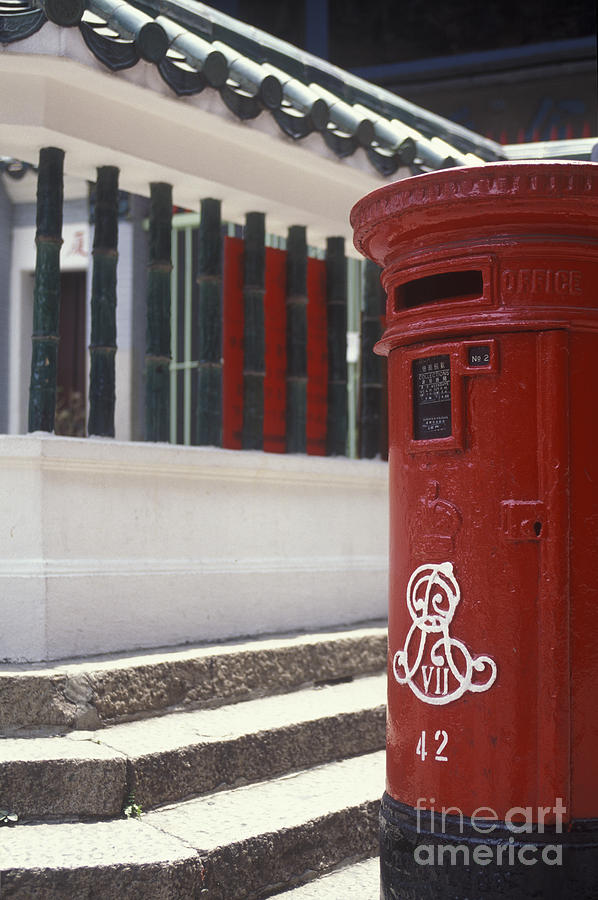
351,161 -> 598,824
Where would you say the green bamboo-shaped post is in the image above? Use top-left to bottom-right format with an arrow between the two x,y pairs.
145,182 -> 172,442
196,198 -> 223,446
326,236 -> 348,456
359,259 -> 386,458
286,225 -> 308,453
88,166 -> 119,437
242,212 -> 266,450
28,146 -> 64,433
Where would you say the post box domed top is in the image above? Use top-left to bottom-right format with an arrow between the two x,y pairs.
351,161 -> 598,268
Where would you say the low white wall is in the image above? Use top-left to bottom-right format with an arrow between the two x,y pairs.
0,435 -> 388,662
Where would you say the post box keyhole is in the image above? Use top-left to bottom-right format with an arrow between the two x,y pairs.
534,521 -> 542,537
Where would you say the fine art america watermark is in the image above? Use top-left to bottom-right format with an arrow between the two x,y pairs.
414,797 -> 566,867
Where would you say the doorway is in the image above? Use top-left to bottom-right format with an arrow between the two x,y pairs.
55,271 -> 86,436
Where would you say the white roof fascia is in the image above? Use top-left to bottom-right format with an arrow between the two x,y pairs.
0,27 -> 407,250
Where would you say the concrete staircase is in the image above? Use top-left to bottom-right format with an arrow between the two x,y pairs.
0,624 -> 387,898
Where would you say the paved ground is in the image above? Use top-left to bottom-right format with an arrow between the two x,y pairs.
282,857 -> 380,898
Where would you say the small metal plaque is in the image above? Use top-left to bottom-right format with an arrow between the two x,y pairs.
467,345 -> 491,367
413,355 -> 452,440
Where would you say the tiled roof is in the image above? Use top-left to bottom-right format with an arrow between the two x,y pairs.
503,138 -> 598,161
0,0 -> 507,177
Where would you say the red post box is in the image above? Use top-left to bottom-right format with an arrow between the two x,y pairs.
351,161 -> 598,898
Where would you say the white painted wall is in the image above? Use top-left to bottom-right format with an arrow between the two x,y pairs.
0,435 -> 388,662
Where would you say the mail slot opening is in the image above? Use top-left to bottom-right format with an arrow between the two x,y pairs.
397,270 -> 484,309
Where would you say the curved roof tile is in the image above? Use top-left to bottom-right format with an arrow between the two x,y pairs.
0,0 -> 507,175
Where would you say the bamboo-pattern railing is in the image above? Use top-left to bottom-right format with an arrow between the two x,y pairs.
145,182 -> 173,442
242,212 -> 266,450
286,225 -> 308,454
197,197 -> 223,447
28,147 -> 64,433
25,146 -> 388,458
88,165 -> 119,437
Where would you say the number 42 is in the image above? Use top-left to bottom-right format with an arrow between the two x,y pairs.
416,729 -> 449,762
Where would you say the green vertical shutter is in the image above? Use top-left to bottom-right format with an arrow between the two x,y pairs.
28,146 -> 64,433
286,225 -> 307,453
359,259 -> 386,458
325,236 -> 347,456
196,198 -> 223,446
89,166 -> 119,437
242,211 -> 266,450
145,182 -> 172,442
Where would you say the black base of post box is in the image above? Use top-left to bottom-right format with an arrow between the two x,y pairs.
380,793 -> 598,899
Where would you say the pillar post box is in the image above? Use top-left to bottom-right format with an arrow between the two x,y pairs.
351,161 -> 598,898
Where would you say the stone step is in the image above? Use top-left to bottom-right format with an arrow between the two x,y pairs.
275,856 -> 380,898
0,674 -> 386,820
0,751 -> 384,899
0,623 -> 387,732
